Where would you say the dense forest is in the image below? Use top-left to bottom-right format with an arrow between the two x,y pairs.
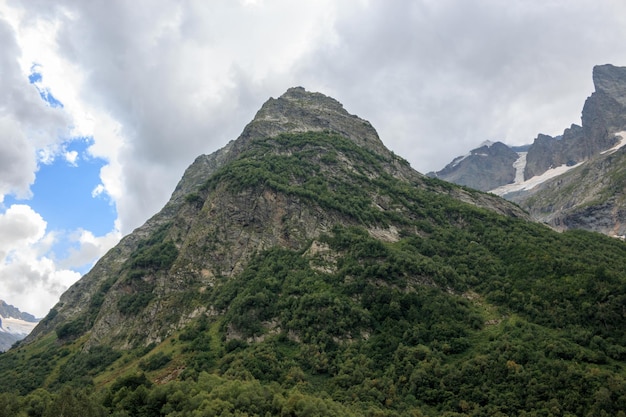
0,132 -> 625,416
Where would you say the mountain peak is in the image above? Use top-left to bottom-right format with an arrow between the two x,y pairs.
237,87 -> 389,158
592,64 -> 626,107
168,87 -> 408,207
278,86 -> 340,103
23,86 -> 531,349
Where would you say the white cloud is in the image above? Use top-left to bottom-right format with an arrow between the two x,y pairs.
91,184 -> 105,198
64,150 -> 78,166
0,205 -> 46,259
0,117 -> 37,200
0,205 -> 78,317
7,0 -> 338,235
61,225 -> 121,271
0,204 -> 120,317
0,257 -> 80,318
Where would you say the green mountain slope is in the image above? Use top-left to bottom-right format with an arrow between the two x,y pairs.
0,90 -> 625,417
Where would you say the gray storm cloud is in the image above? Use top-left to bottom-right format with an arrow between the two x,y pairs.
13,0 -> 626,236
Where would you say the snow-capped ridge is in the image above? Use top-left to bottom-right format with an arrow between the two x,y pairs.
0,301 -> 39,349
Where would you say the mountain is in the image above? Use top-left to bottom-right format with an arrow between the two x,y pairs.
23,87 -> 528,351
0,300 -> 38,352
428,140 -> 520,191
429,64 -> 626,237
0,87 -> 625,417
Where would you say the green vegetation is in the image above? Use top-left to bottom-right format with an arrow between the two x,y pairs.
139,351 -> 172,372
125,223 -> 178,273
4,222 -> 624,415
116,224 -> 179,315
56,346 -> 121,387
0,131 -> 625,416
203,131 -> 393,224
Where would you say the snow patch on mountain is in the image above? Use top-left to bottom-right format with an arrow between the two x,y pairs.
513,152 -> 527,184
601,131 -> 626,154
0,316 -> 38,336
0,314 -> 38,351
490,160 -> 583,196
451,153 -> 470,168
489,131 -> 626,197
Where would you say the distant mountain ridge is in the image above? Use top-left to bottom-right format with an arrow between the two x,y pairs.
0,300 -> 38,351
0,300 -> 37,322
429,64 -> 626,238
430,140 -> 519,191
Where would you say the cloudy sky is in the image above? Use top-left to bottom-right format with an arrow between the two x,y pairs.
1,0 -> 625,317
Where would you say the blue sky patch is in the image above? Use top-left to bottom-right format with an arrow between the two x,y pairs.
29,64 -> 63,108
28,71 -> 42,83
31,138 -> 115,235
37,89 -> 64,108
3,137 -> 117,263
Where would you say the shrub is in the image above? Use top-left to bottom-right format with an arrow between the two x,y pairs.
139,352 -> 171,371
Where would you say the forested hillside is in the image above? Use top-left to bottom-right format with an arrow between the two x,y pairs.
0,92 -> 624,416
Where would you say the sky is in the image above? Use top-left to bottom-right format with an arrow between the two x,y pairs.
1,0 -> 625,317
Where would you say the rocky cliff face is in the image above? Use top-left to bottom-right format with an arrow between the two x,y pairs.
431,64 -> 626,237
513,141 -> 626,238
584,64 -> 626,134
525,64 -> 626,180
523,126 -> 584,179
25,87 -> 529,350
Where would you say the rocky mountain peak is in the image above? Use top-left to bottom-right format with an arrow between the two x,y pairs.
427,140 -> 519,191
592,64 -> 626,107
236,87 -> 389,157
169,87 -> 412,208
579,65 -> 626,151
0,300 -> 38,352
